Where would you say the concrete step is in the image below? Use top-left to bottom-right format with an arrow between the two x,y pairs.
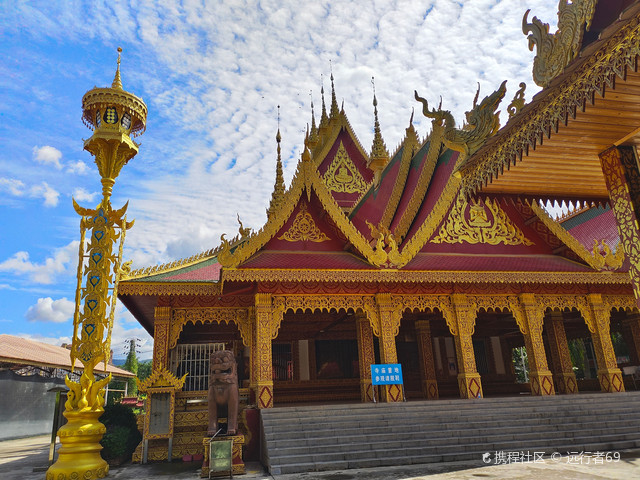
263,411 -> 640,437
262,394 -> 640,475
266,423 -> 640,454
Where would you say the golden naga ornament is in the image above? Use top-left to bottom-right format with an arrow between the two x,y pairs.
323,141 -> 368,194
47,48 -> 146,480
431,196 -> 533,246
279,202 -> 330,242
523,0 -> 597,88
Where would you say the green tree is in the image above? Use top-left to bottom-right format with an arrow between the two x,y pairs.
123,339 -> 139,396
512,346 -> 529,383
137,360 -> 152,382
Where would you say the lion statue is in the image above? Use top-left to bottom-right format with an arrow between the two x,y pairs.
207,350 -> 239,436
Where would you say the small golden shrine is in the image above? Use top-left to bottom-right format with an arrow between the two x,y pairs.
119,0 -> 640,464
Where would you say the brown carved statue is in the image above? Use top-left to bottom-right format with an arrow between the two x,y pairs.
207,350 -> 239,436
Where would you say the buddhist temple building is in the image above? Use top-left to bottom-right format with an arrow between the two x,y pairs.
118,0 -> 640,463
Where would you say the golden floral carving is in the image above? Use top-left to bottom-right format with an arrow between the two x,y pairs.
119,282 -> 222,296
222,268 -> 631,286
170,308 -> 250,349
600,146 -> 640,306
323,141 -> 368,194
431,197 -> 533,246
278,202 -> 330,243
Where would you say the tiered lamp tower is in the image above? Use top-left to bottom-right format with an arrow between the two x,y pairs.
47,48 -> 147,480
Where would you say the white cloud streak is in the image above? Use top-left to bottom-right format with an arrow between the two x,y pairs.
25,297 -> 75,323
0,241 -> 79,285
0,177 -> 60,207
9,1 -> 560,271
33,145 -> 63,169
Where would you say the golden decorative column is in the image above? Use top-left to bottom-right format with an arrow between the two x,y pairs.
546,310 -> 578,394
518,295 -> 555,396
415,319 -> 438,399
545,310 -> 578,394
152,307 -> 171,371
355,313 -> 375,402
586,294 -> 625,392
248,308 -> 257,402
254,294 -> 282,408
599,146 -> 640,307
374,294 -> 403,402
449,294 -> 483,399
47,48 -> 147,480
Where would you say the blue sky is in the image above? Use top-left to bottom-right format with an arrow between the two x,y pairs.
0,0 -> 558,360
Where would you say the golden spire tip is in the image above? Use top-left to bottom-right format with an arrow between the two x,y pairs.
112,47 -> 123,90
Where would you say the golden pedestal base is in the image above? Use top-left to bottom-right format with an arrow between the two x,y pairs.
598,368 -> 625,392
529,370 -> 555,396
555,372 -> 579,394
458,373 -> 483,399
46,410 -> 108,480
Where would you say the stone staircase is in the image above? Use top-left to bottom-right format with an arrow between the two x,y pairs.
261,392 -> 640,474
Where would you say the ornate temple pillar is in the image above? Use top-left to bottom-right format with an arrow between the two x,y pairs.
355,313 -> 375,402
415,319 -> 438,399
518,294 -> 555,396
449,294 -> 483,399
622,314 -> 640,365
545,310 -> 578,394
374,294 -> 403,402
248,308 -> 257,403
586,294 -> 625,392
153,306 -> 171,372
599,146 -> 640,307
254,294 -> 283,408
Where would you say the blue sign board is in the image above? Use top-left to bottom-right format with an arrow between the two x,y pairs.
371,364 -> 403,385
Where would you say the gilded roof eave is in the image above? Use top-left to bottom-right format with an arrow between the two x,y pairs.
222,267 -> 631,286
217,151 -> 381,269
458,4 -> 640,197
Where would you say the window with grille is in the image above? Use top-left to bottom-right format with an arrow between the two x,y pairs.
273,343 -> 293,381
170,343 -> 226,391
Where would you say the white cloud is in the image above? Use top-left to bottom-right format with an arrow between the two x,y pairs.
25,297 -> 75,323
0,284 -> 14,290
30,181 -> 59,207
72,187 -> 98,203
67,160 -> 90,175
0,178 -> 60,207
0,241 -> 79,284
0,178 -> 26,196
33,145 -> 63,169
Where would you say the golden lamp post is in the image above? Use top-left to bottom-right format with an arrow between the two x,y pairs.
47,48 -> 147,480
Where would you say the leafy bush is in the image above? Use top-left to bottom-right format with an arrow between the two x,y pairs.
100,403 -> 142,462
100,425 -> 129,459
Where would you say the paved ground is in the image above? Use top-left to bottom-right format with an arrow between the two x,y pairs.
2,435 -> 639,480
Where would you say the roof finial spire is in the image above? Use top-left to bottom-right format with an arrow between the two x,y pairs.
319,74 -> 329,130
267,105 -> 285,220
310,90 -> 317,135
309,91 -> 319,146
369,77 -> 389,181
404,107 -> 419,152
112,47 -> 123,90
329,60 -> 339,119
